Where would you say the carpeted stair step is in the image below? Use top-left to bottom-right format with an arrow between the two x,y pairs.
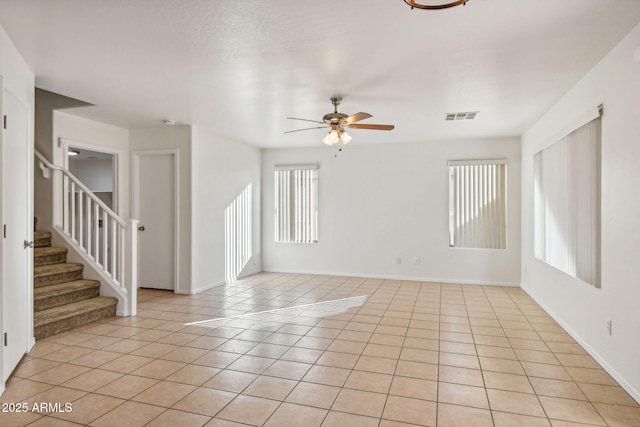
34,231 -> 52,248
34,246 -> 68,267
34,297 -> 118,340
31,230 -> 119,340
34,263 -> 84,287
34,279 -> 101,312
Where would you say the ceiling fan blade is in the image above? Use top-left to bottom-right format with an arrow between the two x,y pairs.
284,126 -> 327,134
347,123 -> 395,131
342,112 -> 372,125
287,117 -> 325,125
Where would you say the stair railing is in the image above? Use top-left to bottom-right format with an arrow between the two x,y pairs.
35,150 -> 138,316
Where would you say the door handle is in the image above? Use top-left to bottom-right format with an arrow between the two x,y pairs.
138,226 -> 145,231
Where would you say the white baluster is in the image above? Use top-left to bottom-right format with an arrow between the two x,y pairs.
111,218 -> 117,281
62,173 -> 69,233
94,203 -> 100,262
78,189 -> 84,249
87,198 -> 93,259
103,210 -> 108,274
70,182 -> 76,241
119,224 -> 125,285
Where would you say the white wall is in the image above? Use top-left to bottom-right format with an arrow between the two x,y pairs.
191,127 -> 262,292
0,28 -> 33,104
55,110 -> 129,216
0,23 -> 35,395
130,126 -> 192,293
262,138 -> 521,285
521,23 -> 640,401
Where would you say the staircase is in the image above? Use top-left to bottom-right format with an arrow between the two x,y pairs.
33,231 -> 117,339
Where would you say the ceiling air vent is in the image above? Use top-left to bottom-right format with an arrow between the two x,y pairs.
444,111 -> 479,121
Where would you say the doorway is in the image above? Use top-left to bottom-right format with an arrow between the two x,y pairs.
132,150 -> 177,290
60,139 -> 120,213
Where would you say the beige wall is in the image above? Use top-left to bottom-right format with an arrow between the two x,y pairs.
33,90 -> 94,232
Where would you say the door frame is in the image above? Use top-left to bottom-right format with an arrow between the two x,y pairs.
0,76 -> 35,389
131,149 -> 179,292
58,138 -> 122,214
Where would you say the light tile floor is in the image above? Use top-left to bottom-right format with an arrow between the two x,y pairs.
2,273 -> 639,426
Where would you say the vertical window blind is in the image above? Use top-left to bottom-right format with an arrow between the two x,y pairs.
448,160 -> 507,249
534,114 -> 601,287
274,165 -> 318,243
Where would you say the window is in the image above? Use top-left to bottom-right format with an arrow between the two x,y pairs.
274,165 -> 318,243
448,160 -> 507,249
534,113 -> 601,287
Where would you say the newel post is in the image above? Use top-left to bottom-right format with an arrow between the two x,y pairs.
125,218 -> 139,316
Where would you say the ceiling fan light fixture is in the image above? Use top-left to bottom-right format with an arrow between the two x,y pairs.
339,129 -> 352,145
323,129 -> 340,146
403,0 -> 469,10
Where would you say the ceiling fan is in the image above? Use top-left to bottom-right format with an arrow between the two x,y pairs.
285,97 -> 394,146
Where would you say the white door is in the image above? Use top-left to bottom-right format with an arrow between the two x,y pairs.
136,153 -> 175,290
2,86 -> 31,380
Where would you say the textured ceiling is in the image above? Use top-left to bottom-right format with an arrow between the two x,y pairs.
1,0 -> 640,148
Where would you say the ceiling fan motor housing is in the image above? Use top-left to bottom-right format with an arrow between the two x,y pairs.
323,112 -> 348,124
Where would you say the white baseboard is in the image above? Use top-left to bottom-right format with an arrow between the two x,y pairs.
261,267 -> 520,287
180,280 -> 226,295
521,284 -> 640,405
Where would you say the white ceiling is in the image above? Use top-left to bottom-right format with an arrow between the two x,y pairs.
1,0 -> 640,148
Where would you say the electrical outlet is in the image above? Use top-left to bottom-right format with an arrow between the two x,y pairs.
396,257 -> 402,265
607,320 -> 612,335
